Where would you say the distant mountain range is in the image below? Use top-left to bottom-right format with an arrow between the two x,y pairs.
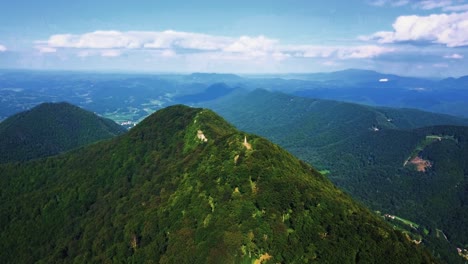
204,89 -> 468,263
242,69 -> 468,118
0,105 -> 434,263
174,83 -> 235,104
0,102 -> 126,163
1,69 -> 467,125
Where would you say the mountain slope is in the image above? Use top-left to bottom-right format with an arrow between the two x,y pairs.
0,105 -> 434,263
203,90 -> 468,263
0,102 -> 126,163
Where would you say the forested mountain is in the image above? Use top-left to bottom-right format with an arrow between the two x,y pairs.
204,90 -> 468,263
174,83 -> 235,104
0,105 -> 434,263
0,102 -> 126,163
205,89 -> 467,148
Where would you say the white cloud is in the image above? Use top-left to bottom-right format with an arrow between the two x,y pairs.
366,12 -> 468,47
443,3 -> 468,11
337,45 -> 395,59
414,0 -> 452,10
47,31 -> 139,49
370,0 -> 468,10
444,53 -> 464,59
410,87 -> 427,91
224,36 -> 277,55
41,30 -> 231,51
285,45 -> 395,59
143,30 -> 230,50
0,45 -> 6,52
76,49 -> 121,57
36,30 -> 395,62
379,78 -> 389,82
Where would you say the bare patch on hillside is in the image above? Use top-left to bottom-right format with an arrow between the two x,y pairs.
409,156 -> 432,172
255,253 -> 272,264
243,136 -> 252,150
197,130 -> 208,142
403,134 -> 455,172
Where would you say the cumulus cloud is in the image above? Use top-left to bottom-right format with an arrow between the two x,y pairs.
143,30 -> 230,50
47,31 -> 138,49
40,30 -> 231,51
444,53 -> 464,59
36,30 -> 394,61
224,36 -> 277,56
365,12 -> 468,47
0,45 -> 6,52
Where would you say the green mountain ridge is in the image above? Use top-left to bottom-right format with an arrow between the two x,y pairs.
203,89 -> 468,263
204,89 -> 468,150
0,105 -> 434,263
0,102 -> 126,163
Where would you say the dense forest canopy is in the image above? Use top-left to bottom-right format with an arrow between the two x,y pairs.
0,105 -> 435,263
0,102 -> 126,163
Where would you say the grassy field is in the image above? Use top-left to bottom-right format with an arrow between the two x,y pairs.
394,216 -> 420,228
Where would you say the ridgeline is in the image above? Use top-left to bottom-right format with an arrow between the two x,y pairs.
0,105 -> 435,263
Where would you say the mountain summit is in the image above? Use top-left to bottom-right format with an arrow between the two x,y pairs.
0,105 -> 434,263
0,102 -> 126,163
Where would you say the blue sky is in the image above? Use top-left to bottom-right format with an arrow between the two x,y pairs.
1,0 -> 468,77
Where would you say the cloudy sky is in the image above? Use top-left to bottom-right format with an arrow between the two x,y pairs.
1,0 -> 468,77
